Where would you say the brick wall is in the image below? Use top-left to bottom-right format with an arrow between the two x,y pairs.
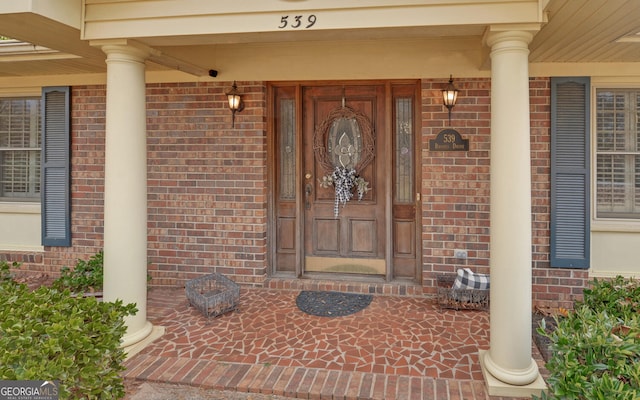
419,78 -> 491,292
144,81 -> 268,286
419,77 -> 589,308
8,82 -> 268,287
5,78 -> 588,306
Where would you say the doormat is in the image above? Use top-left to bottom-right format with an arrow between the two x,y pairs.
296,290 -> 373,317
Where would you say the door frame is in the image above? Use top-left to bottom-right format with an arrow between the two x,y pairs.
267,80 -> 422,283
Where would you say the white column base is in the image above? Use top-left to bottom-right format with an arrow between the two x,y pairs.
480,350 -> 547,397
123,324 -> 165,359
121,320 -> 154,348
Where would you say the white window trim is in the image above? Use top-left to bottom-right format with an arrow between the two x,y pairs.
0,201 -> 39,214
0,87 -> 43,205
0,88 -> 43,251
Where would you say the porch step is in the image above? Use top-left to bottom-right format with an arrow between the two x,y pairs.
264,277 -> 425,297
123,354 -> 519,400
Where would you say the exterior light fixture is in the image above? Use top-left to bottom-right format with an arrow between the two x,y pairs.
442,75 -> 459,125
225,81 -> 244,127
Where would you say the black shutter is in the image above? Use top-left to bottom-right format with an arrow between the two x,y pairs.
41,87 -> 71,246
550,77 -> 590,268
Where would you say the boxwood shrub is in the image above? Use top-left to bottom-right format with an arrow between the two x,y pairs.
0,278 -> 136,399
538,276 -> 640,400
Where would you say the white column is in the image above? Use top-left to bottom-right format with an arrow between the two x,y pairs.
102,44 -> 152,347
480,29 -> 545,396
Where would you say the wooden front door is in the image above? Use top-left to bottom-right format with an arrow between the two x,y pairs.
271,81 -> 419,281
303,84 -> 386,275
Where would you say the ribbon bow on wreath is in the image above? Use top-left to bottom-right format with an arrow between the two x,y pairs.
319,166 -> 370,218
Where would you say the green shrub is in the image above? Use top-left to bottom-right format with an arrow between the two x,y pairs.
538,276 -> 640,400
0,260 -> 19,283
582,276 -> 640,320
51,251 -> 151,294
0,280 -> 137,399
52,251 -> 104,293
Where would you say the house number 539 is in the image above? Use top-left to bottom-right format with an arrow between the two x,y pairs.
278,15 -> 317,29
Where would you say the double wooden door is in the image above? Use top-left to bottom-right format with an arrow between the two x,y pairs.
271,81 -> 419,281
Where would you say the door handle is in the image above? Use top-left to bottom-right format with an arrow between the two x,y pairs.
305,183 -> 313,209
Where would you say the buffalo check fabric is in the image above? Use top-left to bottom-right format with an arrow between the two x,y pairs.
453,268 -> 490,290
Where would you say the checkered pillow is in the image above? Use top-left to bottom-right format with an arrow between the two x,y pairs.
453,268 -> 490,290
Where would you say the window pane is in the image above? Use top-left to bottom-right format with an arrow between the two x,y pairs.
394,97 -> 413,203
596,91 -> 626,152
595,89 -> 639,218
596,154 -> 627,212
0,97 -> 41,200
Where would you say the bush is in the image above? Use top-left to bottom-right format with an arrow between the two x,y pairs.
582,276 -> 640,320
538,276 -> 640,400
52,251 -> 104,293
0,280 -> 137,399
51,251 -> 151,294
0,260 -> 18,283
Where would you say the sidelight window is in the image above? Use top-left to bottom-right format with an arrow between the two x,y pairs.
394,97 -> 413,203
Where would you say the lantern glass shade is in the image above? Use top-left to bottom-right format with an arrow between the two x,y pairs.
225,81 -> 243,111
225,81 -> 244,127
228,93 -> 242,110
442,77 -> 459,109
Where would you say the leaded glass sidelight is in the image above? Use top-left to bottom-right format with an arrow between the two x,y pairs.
279,99 -> 296,200
395,98 -> 413,203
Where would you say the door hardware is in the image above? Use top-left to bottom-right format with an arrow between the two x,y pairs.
305,183 -> 313,209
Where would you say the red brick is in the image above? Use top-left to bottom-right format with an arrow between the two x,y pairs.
10,78 -> 588,304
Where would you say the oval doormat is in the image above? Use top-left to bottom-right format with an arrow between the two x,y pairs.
296,290 -> 373,317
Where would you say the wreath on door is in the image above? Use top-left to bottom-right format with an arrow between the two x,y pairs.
313,106 -> 375,217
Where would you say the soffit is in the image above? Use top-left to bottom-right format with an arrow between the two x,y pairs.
0,12 -> 104,77
0,12 -> 171,77
529,0 -> 640,63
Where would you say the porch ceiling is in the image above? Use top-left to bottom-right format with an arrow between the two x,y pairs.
528,0 -> 640,63
0,0 -> 638,78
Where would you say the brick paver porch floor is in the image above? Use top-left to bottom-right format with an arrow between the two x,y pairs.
123,285 -> 546,399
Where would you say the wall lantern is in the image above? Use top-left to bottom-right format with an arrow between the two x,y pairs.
225,81 -> 244,127
441,75 -> 459,125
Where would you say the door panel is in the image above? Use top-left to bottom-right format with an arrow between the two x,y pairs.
350,219 -> 377,254
314,218 -> 339,252
277,217 -> 296,251
303,85 -> 386,275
